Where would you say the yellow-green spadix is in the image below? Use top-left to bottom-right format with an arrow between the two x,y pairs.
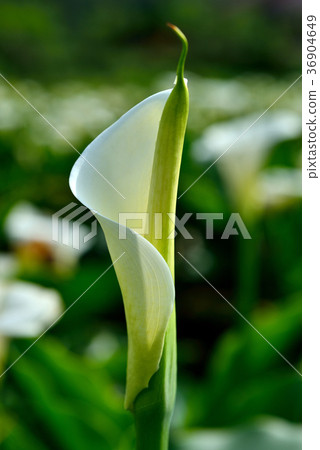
69,24 -> 188,410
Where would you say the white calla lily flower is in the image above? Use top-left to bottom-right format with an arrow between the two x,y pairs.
0,281 -> 63,337
192,110 -> 301,222
70,88 -> 176,409
192,110 -> 301,203
69,22 -> 189,419
5,202 -> 93,269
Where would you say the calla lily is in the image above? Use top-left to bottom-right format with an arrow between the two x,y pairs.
5,202 -> 93,270
70,87 -> 176,409
0,242 -> 63,372
0,281 -> 63,338
0,279 -> 63,371
69,24 -> 188,445
192,109 -> 301,212
192,109 -> 301,318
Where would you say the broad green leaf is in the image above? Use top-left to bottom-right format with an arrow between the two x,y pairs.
7,339 -> 133,449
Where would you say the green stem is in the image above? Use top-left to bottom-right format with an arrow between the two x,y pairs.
0,336 -> 8,376
132,25 -> 189,449
133,309 -> 176,450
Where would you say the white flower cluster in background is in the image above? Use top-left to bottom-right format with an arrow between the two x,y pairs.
0,80 -> 145,154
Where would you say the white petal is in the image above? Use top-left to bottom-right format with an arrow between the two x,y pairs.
69,89 -> 175,408
70,89 -> 172,218
0,281 -> 63,337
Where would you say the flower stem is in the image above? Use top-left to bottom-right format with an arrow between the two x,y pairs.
132,25 -> 189,449
133,309 -> 176,450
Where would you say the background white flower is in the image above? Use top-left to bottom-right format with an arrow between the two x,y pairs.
4,202 -> 93,269
192,110 -> 301,209
0,281 -> 63,338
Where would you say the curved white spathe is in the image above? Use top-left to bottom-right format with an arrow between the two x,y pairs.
69,89 -> 175,409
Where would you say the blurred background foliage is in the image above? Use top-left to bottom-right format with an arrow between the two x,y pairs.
0,0 -> 301,449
